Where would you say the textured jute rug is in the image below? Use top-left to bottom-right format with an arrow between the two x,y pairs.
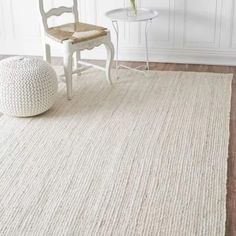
0,70 -> 232,235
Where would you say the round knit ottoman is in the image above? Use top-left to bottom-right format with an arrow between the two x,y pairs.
0,57 -> 58,117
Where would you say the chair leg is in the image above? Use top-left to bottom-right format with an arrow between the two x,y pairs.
63,53 -> 73,100
74,50 -> 81,76
104,41 -> 114,84
44,43 -> 51,64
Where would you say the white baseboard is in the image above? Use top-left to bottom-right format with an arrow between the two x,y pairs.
1,40 -> 236,66
82,46 -> 236,66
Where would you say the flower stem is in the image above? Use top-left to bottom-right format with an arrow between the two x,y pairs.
130,0 -> 137,15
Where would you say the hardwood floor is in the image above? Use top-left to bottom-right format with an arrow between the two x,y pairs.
0,55 -> 235,235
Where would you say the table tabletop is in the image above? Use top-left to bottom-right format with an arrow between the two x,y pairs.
105,8 -> 159,22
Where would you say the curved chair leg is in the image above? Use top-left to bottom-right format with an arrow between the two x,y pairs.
63,52 -> 73,100
44,43 -> 51,64
74,50 -> 81,76
104,40 -> 114,84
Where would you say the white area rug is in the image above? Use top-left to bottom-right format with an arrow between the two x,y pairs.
0,70 -> 232,235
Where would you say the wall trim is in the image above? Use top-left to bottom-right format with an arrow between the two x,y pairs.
1,39 -> 236,66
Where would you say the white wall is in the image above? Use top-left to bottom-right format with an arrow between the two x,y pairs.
1,0 -> 236,65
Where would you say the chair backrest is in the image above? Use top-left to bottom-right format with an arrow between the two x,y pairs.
39,0 -> 79,31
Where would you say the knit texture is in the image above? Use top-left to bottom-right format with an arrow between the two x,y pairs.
0,57 -> 58,117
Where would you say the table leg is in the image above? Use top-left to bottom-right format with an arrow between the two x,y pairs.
145,19 -> 152,70
112,20 -> 119,78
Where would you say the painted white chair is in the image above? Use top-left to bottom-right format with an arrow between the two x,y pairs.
39,0 -> 114,100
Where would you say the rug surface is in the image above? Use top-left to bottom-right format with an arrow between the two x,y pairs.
0,70 -> 232,235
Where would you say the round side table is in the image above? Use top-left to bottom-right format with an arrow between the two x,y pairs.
105,8 -> 159,75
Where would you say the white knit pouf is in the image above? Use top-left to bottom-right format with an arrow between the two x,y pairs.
0,57 -> 58,117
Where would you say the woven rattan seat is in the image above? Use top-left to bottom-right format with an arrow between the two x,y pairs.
47,22 -> 107,44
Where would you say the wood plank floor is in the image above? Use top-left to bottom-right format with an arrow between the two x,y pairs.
0,56 -> 235,236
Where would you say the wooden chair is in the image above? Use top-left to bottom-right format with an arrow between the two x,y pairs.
39,0 -> 114,100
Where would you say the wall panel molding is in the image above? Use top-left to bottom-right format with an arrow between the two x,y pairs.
1,0 -> 236,65
230,0 -> 236,49
0,1 -> 5,40
183,0 -> 222,48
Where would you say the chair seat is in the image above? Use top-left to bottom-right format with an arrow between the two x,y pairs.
47,22 -> 108,44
